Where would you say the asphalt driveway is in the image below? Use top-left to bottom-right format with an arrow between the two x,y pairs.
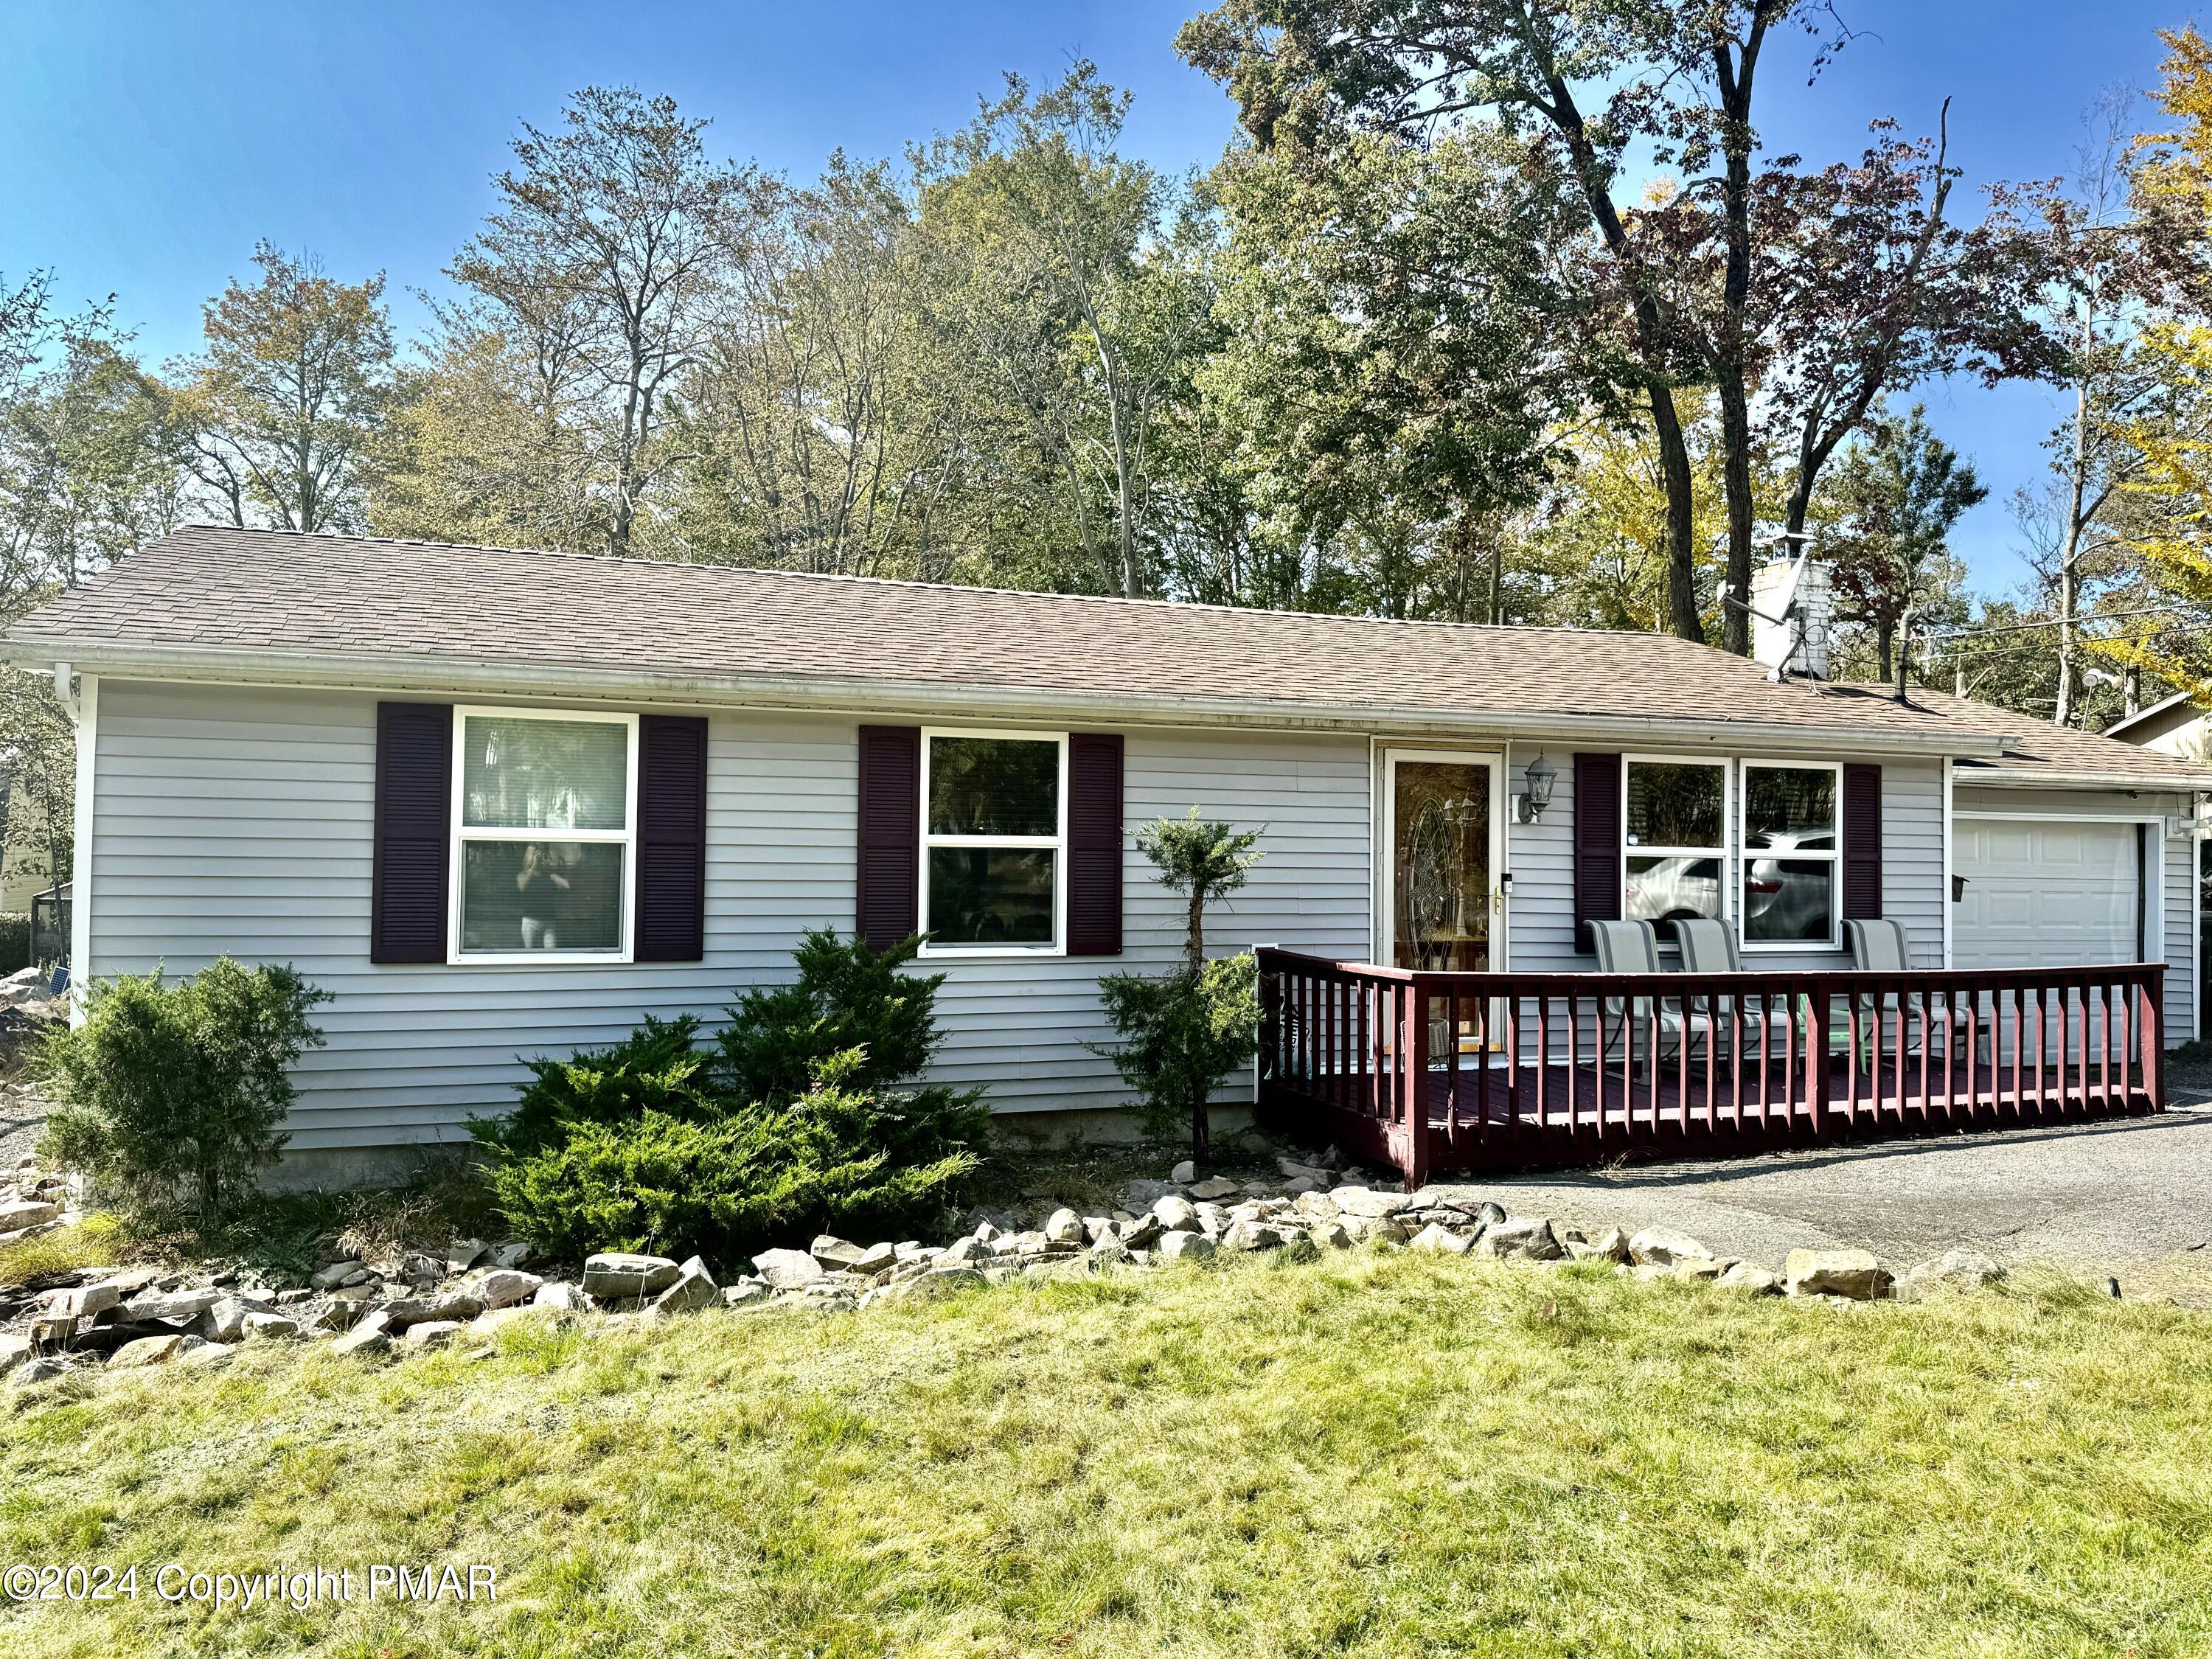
1426,1095 -> 2212,1287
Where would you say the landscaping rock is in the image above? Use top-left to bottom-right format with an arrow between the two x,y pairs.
652,1256 -> 720,1314
1408,1222 -> 1474,1255
332,1312 -> 394,1355
1671,1258 -> 1724,1283
1222,1220 -> 1287,1252
381,1288 -> 485,1330
108,1335 -> 185,1368
1043,1208 -> 1085,1246
1088,1236 -> 1133,1265
1897,1250 -> 2006,1299
116,1289 -> 221,1326
1342,1214 -> 1411,1245
310,1259 -> 364,1290
850,1241 -> 897,1275
723,1282 -> 771,1308
10,1357 -> 67,1387
1158,1231 -> 1215,1261
1170,1159 -> 1197,1183
1152,1195 -> 1199,1233
1568,1227 -> 1631,1264
810,1235 -> 870,1271
472,1269 -> 545,1310
401,1320 -> 462,1349
0,1333 -> 32,1377
44,1281 -> 121,1320
533,1281 -> 594,1314
1478,1217 -> 1566,1261
1330,1187 -> 1416,1219
195,1297 -> 277,1343
1784,1248 -> 1892,1301
1187,1177 -> 1242,1201
0,1199 -> 59,1231
1082,1216 -> 1115,1245
1627,1228 -> 1712,1267
1311,1221 -> 1354,1250
585,1253 -> 684,1298
446,1239 -> 487,1273
242,1312 -> 302,1340
938,1236 -> 990,1265
1715,1262 -> 1784,1295
486,1242 -> 532,1270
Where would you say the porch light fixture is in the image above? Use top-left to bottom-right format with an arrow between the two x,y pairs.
1517,750 -> 1557,824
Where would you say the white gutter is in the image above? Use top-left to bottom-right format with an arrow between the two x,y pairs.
0,634 -> 2015,760
1953,764 -> 2212,792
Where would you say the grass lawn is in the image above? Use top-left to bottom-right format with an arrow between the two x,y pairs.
3,1250 -> 2209,1658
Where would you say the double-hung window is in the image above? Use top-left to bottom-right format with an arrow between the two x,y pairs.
919,730 -> 1066,954
1741,761 -> 1840,948
1621,759 -> 1729,930
452,707 -> 637,962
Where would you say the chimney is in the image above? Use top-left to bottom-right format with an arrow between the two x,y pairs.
1750,540 -> 1831,681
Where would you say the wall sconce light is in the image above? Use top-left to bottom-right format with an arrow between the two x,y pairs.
1516,750 -> 1557,824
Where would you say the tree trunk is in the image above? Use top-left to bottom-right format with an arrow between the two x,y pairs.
1650,386 -> 1704,642
2055,305 -> 2096,728
1717,377 -> 1756,655
1875,621 -> 1896,684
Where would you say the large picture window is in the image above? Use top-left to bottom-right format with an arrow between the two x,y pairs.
920,730 -> 1065,953
1742,761 -> 1840,947
452,708 -> 636,961
1621,759 -> 1728,929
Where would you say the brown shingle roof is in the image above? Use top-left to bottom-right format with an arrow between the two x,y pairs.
1911,689 -> 2212,787
1,526 -> 2200,785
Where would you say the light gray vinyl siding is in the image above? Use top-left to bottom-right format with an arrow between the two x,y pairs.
1953,782 -> 2197,1040
87,680 -> 1369,1150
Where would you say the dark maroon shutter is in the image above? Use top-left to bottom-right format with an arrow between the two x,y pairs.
857,725 -> 920,949
371,702 -> 451,964
634,714 -> 709,961
1573,752 -> 1621,953
1068,733 -> 1124,956
1842,762 -> 1882,921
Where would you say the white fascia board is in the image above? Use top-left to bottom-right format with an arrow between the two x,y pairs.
0,636 -> 2012,760
1955,765 -> 2212,792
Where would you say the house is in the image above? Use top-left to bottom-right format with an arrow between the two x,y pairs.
6,524 -> 2210,1183
2107,689 -> 2212,759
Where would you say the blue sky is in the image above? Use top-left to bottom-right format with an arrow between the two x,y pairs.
0,1 -> 2198,590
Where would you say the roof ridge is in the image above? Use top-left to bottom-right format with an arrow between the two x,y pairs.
158,522 -> 1733,650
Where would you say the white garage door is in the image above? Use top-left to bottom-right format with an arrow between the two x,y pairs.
1954,818 -> 2141,970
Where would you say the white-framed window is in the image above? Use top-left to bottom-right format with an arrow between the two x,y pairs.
919,728 -> 1067,956
1621,756 -> 1731,934
450,706 -> 638,964
1740,759 -> 1841,950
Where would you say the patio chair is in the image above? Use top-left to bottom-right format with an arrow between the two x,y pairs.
1846,918 -> 1968,1060
1589,919 -> 1693,1070
1672,917 -> 1781,1048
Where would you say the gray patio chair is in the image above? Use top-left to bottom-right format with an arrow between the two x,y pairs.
1672,917 -> 1780,1048
1589,919 -> 1691,1068
1846,918 -> 1966,1060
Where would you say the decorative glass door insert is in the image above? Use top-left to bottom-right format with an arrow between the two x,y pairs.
1390,759 -> 1495,974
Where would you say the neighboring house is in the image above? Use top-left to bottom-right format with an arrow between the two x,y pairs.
6,525 -> 2211,1182
2107,690 -> 2212,759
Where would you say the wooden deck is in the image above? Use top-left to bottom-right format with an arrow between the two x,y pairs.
1256,949 -> 2166,1186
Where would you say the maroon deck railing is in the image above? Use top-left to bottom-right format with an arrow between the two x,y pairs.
1255,947 -> 2166,1187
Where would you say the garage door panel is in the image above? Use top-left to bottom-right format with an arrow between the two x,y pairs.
1956,817 -> 2139,970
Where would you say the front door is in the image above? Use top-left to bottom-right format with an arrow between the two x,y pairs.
1384,751 -> 1502,974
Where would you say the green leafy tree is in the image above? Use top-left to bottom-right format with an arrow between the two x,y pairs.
449,87 -> 748,556
1096,810 -> 1263,1170
1826,405 -> 1986,682
36,959 -> 330,1222
170,242 -> 394,532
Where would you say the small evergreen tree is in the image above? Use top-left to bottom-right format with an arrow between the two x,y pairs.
37,958 -> 330,1222
1096,809 -> 1263,1170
